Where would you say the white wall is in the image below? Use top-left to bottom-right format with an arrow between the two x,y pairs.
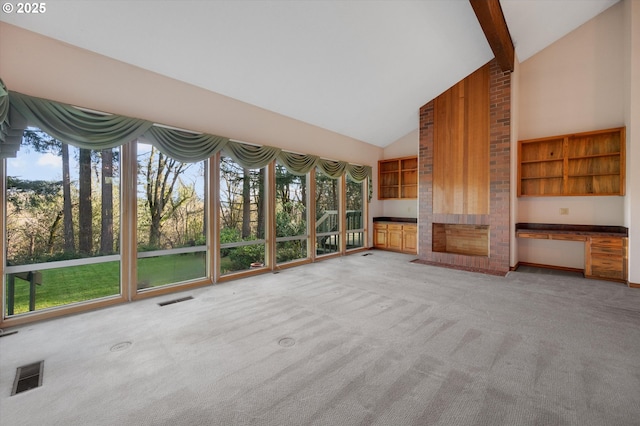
517,2 -> 627,269
380,129 -> 419,218
0,22 -> 386,246
624,0 -> 640,284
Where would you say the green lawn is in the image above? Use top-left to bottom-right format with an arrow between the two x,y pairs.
7,253 -> 206,315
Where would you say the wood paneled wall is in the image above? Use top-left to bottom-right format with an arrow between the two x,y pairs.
418,59 -> 511,276
433,64 -> 490,215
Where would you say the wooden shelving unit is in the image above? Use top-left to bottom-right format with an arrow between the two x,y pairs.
518,127 -> 625,197
378,156 -> 418,200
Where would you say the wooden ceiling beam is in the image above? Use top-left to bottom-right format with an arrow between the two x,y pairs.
470,0 -> 515,72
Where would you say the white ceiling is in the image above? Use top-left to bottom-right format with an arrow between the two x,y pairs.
0,0 -> 619,147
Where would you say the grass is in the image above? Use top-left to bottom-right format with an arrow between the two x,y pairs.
8,253 -> 206,315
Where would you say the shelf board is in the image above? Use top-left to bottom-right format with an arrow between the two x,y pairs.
568,173 -> 620,178
520,158 -> 564,165
568,152 -> 620,160
521,175 -> 563,180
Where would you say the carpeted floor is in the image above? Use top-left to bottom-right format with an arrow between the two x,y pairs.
1,250 -> 640,425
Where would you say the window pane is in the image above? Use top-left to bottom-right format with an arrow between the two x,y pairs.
5,128 -> 120,315
219,155 -> 266,274
315,168 -> 340,256
346,176 -> 365,250
136,142 -> 206,289
275,163 -> 308,264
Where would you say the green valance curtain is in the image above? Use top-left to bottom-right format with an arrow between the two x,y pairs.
276,151 -> 319,176
317,159 -> 348,179
223,141 -> 281,169
9,91 -> 153,150
0,84 -> 371,188
144,126 -> 228,163
0,80 -> 10,158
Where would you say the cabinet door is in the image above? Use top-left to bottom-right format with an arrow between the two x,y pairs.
402,226 -> 417,254
388,225 -> 403,251
374,226 -> 388,248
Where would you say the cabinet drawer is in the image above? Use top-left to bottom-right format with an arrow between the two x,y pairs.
590,254 -> 624,280
590,237 -> 623,248
590,245 -> 624,256
402,225 -> 417,232
374,223 -> 388,229
388,224 -> 403,231
517,232 -> 549,239
551,234 -> 586,242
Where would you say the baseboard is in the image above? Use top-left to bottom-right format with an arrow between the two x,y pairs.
516,261 -> 584,275
628,281 -> 640,289
411,259 -> 508,277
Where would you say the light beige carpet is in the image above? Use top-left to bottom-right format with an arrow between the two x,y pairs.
1,250 -> 640,425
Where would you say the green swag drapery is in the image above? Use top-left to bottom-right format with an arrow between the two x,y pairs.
0,83 -> 372,184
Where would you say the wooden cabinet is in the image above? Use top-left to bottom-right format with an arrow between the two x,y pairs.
374,223 -> 388,248
373,222 -> 417,255
378,156 -> 418,199
388,225 -> 403,251
586,236 -> 628,282
518,127 -> 625,197
402,225 -> 417,253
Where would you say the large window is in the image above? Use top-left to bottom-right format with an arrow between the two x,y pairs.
219,155 -> 266,274
275,163 -> 308,264
315,168 -> 340,256
136,142 -> 207,290
346,175 -> 365,250
4,129 -> 120,315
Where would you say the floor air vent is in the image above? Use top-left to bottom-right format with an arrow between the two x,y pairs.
12,361 -> 44,395
158,296 -> 193,307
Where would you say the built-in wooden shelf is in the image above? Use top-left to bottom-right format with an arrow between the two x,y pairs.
518,127 -> 625,197
378,156 -> 418,200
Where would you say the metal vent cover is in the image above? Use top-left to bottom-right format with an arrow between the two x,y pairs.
158,296 -> 193,307
12,361 -> 44,395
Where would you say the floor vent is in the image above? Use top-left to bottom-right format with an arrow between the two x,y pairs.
12,361 -> 44,396
158,296 -> 193,307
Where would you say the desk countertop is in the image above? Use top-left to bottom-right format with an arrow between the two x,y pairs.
515,223 -> 628,237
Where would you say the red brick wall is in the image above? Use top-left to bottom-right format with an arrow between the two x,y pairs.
418,59 -> 511,275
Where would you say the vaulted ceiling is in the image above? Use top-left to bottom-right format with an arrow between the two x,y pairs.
0,0 -> 619,147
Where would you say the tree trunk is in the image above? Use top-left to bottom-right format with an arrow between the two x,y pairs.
241,167 -> 251,239
47,210 -> 64,254
61,143 -> 75,253
257,168 -> 265,239
100,149 -> 114,255
78,148 -> 93,255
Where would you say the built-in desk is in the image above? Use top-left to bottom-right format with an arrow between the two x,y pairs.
516,223 -> 628,283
